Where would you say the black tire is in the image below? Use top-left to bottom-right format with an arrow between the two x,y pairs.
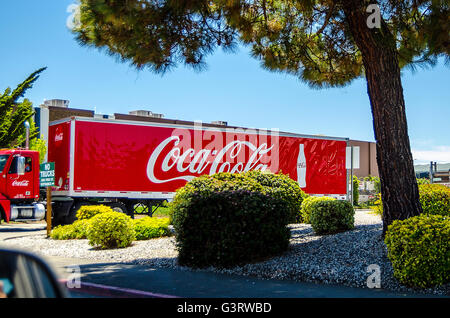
106,202 -> 128,215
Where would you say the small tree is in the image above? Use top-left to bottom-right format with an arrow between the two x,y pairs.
0,68 -> 46,148
29,136 -> 47,164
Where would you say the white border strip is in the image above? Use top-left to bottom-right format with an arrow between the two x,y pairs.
60,279 -> 178,298
53,190 -> 175,199
69,119 -> 76,194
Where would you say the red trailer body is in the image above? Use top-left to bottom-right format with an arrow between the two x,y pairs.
48,117 -> 348,200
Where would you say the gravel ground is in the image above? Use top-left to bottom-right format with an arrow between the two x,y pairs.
1,210 -> 448,296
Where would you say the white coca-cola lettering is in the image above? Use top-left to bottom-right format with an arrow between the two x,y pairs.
12,180 -> 30,187
146,135 -> 274,184
55,133 -> 63,142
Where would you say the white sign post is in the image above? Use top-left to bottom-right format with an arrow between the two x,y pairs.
346,146 -> 360,205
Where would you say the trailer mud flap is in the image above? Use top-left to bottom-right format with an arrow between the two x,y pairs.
52,200 -> 74,218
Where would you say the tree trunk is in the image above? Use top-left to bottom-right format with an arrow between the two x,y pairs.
341,1 -> 422,235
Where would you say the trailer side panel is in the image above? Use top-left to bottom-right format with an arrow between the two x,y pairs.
66,119 -> 346,197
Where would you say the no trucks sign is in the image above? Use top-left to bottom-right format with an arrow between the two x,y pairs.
40,162 -> 55,187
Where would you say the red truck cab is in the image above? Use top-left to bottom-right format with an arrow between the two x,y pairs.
0,149 -> 44,223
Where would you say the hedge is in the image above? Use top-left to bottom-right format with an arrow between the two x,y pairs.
86,211 -> 135,249
309,199 -> 355,235
418,184 -> 450,216
172,171 -> 308,224
76,205 -> 113,220
373,184 -> 450,216
133,217 -> 171,240
50,219 -> 90,240
243,171 -> 308,223
300,196 -> 336,224
171,173 -> 291,268
385,214 -> 450,288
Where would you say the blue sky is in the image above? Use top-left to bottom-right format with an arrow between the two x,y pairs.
1,0 -> 449,163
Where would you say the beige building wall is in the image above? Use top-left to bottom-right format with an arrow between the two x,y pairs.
48,106 -> 94,122
348,140 -> 379,178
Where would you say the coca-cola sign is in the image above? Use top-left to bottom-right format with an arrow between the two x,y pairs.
11,180 -> 30,187
146,135 -> 276,184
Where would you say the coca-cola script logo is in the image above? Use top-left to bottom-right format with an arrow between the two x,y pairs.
146,135 -> 277,184
12,180 -> 30,187
54,126 -> 64,144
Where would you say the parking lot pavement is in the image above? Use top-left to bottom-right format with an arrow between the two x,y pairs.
51,260 -> 433,298
0,222 -> 46,241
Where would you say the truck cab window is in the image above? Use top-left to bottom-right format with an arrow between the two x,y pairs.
8,157 -> 18,174
25,157 -> 32,173
8,157 -> 31,174
0,155 -> 9,173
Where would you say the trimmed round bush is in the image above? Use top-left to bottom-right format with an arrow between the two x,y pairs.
419,184 -> 450,216
300,196 -> 336,224
171,175 -> 291,268
243,170 -> 308,223
87,211 -> 135,249
309,200 -> 355,235
384,214 -> 450,288
133,217 -> 171,240
50,219 -> 90,240
76,204 -> 114,220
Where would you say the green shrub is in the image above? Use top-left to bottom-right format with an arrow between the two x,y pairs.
416,178 -> 431,185
171,171 -> 308,224
372,184 -> 450,217
300,196 -> 336,224
50,219 -> 90,240
384,214 -> 450,288
372,193 -> 383,215
76,205 -> 113,220
86,212 -> 135,249
171,178 -> 291,268
243,170 -> 308,223
373,177 -> 381,194
133,217 -> 171,240
310,200 -> 355,235
419,184 -> 450,216
353,176 -> 360,205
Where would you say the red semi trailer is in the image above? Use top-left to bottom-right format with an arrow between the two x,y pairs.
0,116 -> 349,225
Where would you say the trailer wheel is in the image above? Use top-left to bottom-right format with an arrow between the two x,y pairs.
107,202 -> 128,215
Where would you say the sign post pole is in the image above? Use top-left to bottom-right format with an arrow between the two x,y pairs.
40,162 -> 55,238
46,187 -> 52,237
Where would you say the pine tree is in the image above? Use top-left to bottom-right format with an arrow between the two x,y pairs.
0,68 -> 46,148
72,1 -> 449,234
